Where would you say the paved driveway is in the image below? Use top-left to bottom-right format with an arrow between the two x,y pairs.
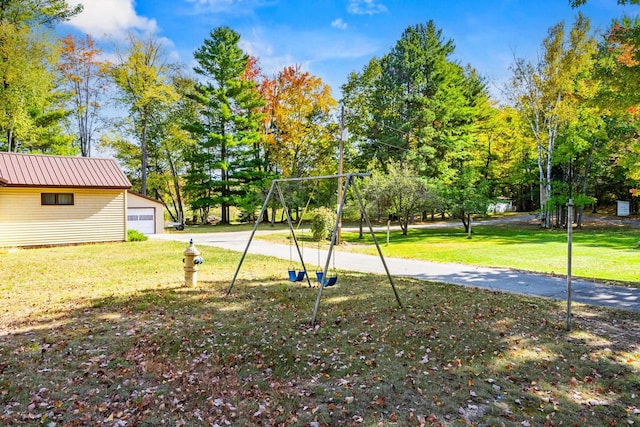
152,226 -> 640,313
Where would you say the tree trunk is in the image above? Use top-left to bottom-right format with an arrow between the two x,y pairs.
484,136 -> 493,179
537,135 -> 547,226
7,129 -> 15,152
157,194 -> 176,222
461,211 -> 469,233
140,114 -> 149,196
536,115 -> 557,229
401,211 -> 409,235
221,131 -> 229,224
576,149 -> 593,229
163,147 -> 184,224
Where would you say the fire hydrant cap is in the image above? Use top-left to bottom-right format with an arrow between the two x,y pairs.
184,239 -> 200,256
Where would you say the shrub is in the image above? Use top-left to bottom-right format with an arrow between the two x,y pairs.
311,207 -> 336,241
127,229 -> 148,242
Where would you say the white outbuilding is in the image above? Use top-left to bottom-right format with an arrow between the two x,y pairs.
126,191 -> 165,235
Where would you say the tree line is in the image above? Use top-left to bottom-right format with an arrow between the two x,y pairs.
1,0 -> 639,230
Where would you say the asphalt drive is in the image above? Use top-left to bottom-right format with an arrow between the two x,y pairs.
151,220 -> 640,313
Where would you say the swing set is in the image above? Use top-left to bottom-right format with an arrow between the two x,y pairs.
287,196 -> 311,284
227,173 -> 402,325
286,191 -> 338,287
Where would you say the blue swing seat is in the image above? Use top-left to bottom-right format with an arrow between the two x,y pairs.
288,269 -> 306,282
316,271 -> 338,287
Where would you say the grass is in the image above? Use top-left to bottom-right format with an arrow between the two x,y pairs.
257,219 -> 640,285
169,221 -> 292,234
332,221 -> 640,286
1,240 -> 639,425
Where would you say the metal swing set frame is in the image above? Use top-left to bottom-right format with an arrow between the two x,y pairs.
226,173 -> 402,325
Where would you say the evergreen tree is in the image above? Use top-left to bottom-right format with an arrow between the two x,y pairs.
342,22 -> 492,227
184,26 -> 265,224
0,0 -> 82,26
342,22 -> 486,180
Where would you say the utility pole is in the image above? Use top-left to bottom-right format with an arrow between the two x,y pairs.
337,105 -> 345,244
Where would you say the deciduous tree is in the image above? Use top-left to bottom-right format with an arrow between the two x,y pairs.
261,65 -> 338,178
59,34 -> 109,157
363,161 -> 433,235
0,24 -> 70,153
507,13 -> 596,227
110,34 -> 179,195
145,74 -> 198,226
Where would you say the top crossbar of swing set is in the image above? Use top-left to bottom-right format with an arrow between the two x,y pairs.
268,173 -> 371,183
226,172 -> 402,325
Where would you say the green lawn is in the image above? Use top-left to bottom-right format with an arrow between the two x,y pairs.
340,222 -> 640,285
1,241 -> 639,425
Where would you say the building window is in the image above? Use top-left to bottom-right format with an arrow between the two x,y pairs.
41,193 -> 74,206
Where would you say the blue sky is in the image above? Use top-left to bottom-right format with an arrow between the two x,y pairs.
62,0 -> 639,100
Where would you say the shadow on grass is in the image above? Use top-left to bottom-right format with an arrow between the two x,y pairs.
1,264 -> 639,426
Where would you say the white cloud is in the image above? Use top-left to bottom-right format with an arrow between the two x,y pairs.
183,0 -> 272,15
331,18 -> 348,30
239,25 -> 380,77
347,0 -> 387,15
65,0 -> 158,39
239,27 -> 297,75
184,0 -> 234,12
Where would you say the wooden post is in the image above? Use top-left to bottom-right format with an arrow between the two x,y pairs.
386,220 -> 390,246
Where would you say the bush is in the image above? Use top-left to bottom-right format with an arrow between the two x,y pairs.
127,229 -> 148,242
311,207 -> 336,241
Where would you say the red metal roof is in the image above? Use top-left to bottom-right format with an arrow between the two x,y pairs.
0,152 -> 132,188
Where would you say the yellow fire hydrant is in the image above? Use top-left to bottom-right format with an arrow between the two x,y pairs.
183,239 -> 203,287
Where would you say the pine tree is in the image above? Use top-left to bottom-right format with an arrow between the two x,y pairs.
184,27 -> 265,224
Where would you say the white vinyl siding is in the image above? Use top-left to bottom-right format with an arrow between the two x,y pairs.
0,187 -> 126,247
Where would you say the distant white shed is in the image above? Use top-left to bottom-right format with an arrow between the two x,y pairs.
488,197 -> 515,214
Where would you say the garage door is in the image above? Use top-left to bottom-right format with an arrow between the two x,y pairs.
127,208 -> 155,234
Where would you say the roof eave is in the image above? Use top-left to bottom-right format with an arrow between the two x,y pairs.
127,190 -> 165,205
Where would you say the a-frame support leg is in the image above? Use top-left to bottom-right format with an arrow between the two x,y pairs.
227,181 -> 277,295
310,175 -> 402,324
